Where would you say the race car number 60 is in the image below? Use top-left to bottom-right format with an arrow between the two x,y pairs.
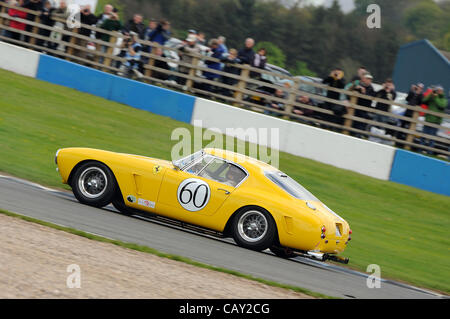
177,178 -> 211,211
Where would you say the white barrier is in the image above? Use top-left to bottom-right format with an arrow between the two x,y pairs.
0,41 -> 40,77
192,98 -> 396,180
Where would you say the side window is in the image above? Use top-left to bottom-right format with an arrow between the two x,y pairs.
199,159 -> 247,187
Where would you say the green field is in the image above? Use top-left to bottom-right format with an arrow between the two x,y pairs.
1,68 -> 449,293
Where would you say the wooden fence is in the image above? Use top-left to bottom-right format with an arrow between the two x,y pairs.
1,2 -> 449,157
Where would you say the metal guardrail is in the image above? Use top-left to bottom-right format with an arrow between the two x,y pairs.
1,2 -> 449,157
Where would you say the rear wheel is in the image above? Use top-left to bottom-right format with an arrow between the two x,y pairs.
231,206 -> 276,251
71,161 -> 116,208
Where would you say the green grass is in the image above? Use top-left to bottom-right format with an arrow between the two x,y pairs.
0,209 -> 330,299
0,68 -> 449,293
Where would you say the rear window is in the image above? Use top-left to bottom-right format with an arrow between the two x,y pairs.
265,171 -> 319,201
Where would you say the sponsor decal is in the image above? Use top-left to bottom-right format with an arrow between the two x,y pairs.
126,195 -> 137,203
138,198 -> 156,209
153,165 -> 161,175
177,178 -> 211,212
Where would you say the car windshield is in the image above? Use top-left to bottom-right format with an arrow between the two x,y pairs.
265,171 -> 319,201
173,150 -> 204,170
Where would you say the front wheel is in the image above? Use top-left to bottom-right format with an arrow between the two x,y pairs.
71,161 -> 117,208
231,206 -> 276,251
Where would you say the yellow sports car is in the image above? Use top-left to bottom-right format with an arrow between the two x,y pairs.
55,148 -> 352,263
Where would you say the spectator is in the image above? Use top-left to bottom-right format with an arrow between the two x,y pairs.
219,48 -> 241,97
197,31 -> 206,46
36,0 -> 55,51
251,47 -> 266,79
23,0 -> 43,42
73,5 -> 97,60
151,47 -> 170,81
293,95 -> 315,118
395,82 -> 424,147
351,72 -> 376,136
176,34 -> 202,85
6,0 -> 27,42
202,38 -> 225,92
118,32 -> 143,78
96,4 -> 113,27
143,18 -> 158,41
238,38 -> 255,65
147,19 -> 171,46
323,68 -> 346,128
217,36 -> 228,54
97,11 -> 121,64
265,88 -> 285,116
123,14 -> 145,39
419,85 -> 448,154
52,0 -> 70,50
374,78 -> 396,122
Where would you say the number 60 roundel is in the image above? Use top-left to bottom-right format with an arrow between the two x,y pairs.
177,178 -> 211,212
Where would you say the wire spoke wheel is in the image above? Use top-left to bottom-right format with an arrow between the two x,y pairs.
237,210 -> 268,242
78,167 -> 108,199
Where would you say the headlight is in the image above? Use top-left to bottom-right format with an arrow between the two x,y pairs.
55,149 -> 61,165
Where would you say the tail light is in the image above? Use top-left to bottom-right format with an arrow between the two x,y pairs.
349,229 -> 352,235
321,226 -> 326,233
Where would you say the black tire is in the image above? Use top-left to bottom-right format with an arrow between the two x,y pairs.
269,246 -> 296,259
112,195 -> 138,216
71,161 -> 117,208
231,206 -> 276,251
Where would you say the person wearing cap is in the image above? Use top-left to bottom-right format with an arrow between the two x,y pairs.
176,33 -> 202,84
419,85 -> 448,153
323,68 -> 346,128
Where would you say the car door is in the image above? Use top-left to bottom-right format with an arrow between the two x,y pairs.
156,155 -> 245,219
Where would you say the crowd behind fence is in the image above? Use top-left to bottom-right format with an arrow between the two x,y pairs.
0,1 -> 449,158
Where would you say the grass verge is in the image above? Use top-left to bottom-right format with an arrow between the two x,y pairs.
1,68 -> 449,293
0,208 -> 332,299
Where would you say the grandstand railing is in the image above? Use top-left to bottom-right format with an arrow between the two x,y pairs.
1,2 -> 449,157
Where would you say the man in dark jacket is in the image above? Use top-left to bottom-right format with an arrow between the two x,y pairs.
351,73 -> 376,136
123,14 -> 145,39
79,5 -> 98,37
238,38 -> 255,65
23,0 -> 43,42
322,68 -> 346,127
36,0 -> 55,50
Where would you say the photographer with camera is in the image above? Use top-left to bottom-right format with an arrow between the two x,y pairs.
419,85 -> 448,154
118,32 -> 144,79
322,68 -> 346,129
350,72 -> 376,137
175,34 -> 202,85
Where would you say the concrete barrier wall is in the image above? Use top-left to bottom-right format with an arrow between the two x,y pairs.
390,150 -> 450,196
0,41 -> 40,77
36,55 -> 195,123
192,98 -> 396,180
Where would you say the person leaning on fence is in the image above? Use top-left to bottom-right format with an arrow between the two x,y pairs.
123,14 -> 145,39
22,0 -> 43,43
35,0 -> 55,52
175,34 -> 202,85
219,48 -> 241,97
51,0 -> 70,50
200,38 -> 225,93
97,11 -> 121,65
419,85 -> 448,154
6,0 -> 27,42
322,68 -> 346,129
350,72 -> 376,138
374,78 -> 397,128
264,88 -> 286,117
118,32 -> 143,79
250,47 -> 267,79
238,38 -> 255,65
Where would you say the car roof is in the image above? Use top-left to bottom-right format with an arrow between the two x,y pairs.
203,148 -> 276,173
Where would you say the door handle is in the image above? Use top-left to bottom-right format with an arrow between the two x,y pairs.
217,188 -> 230,195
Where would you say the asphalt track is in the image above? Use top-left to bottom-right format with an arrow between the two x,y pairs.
0,175 -> 445,299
